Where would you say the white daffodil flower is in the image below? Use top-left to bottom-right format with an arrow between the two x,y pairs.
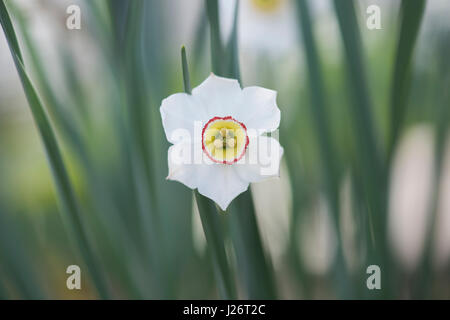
160,74 -> 283,211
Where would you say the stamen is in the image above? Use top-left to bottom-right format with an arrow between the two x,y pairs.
220,128 -> 227,138
226,138 -> 235,148
201,116 -> 249,164
214,138 -> 224,149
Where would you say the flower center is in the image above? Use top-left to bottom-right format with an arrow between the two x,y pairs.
202,116 -> 249,164
250,0 -> 284,13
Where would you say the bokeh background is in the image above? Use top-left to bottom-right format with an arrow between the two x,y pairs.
0,0 -> 449,299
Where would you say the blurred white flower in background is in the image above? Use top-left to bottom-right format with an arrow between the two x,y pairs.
434,134 -> 450,269
191,160 -> 292,271
162,0 -> 203,60
388,125 -> 435,272
339,172 -> 362,272
251,161 -> 292,268
0,30 -> 26,118
311,0 -> 341,64
298,195 -> 337,276
192,195 -> 207,255
219,0 -> 297,56
424,0 -> 450,29
2,0 -> 100,109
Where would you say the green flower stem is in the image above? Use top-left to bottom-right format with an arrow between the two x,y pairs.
181,47 -> 237,299
228,194 -> 277,299
206,0 -> 277,299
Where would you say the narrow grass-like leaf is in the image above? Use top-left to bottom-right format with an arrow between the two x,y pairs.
182,46 -> 192,94
13,56 -> 111,299
0,1 -> 110,298
228,196 -> 276,299
295,0 -> 351,298
388,0 -> 427,158
9,4 -> 148,298
181,46 -> 237,299
0,210 -> 45,299
385,0 -> 427,298
8,3 -> 84,153
0,0 -> 22,64
0,280 -> 6,299
333,0 -> 388,297
295,0 -> 338,191
60,48 -> 90,125
225,1 -> 240,79
122,0 -> 172,298
205,0 -> 224,75
414,41 -> 449,298
195,193 -> 237,299
332,0 -> 382,172
220,3 -> 277,299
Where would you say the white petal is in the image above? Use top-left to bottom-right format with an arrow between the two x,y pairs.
239,86 -> 280,134
196,164 -> 249,211
167,142 -> 249,211
235,136 -> 283,183
192,73 -> 243,119
162,74 -> 284,211
167,142 -> 199,189
160,92 -> 207,144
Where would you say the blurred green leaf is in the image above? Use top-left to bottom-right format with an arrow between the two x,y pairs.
219,1 -> 277,299
195,193 -> 237,299
228,196 -> 276,299
10,3 -> 150,298
205,0 -> 224,75
333,0 -> 388,298
0,0 -> 22,64
225,1 -> 240,80
0,209 -> 45,299
414,33 -> 449,298
0,1 -> 111,299
295,0 -> 351,298
388,0 -> 427,157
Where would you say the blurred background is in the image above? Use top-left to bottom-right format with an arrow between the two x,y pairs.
0,0 -> 449,299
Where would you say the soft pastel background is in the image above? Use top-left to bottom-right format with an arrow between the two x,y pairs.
0,0 -> 449,299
